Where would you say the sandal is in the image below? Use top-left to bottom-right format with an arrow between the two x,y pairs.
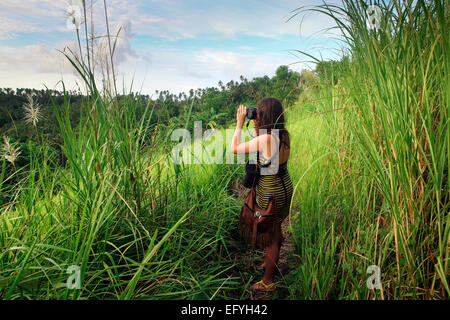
251,280 -> 276,292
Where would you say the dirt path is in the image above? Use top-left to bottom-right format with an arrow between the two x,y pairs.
228,178 -> 300,300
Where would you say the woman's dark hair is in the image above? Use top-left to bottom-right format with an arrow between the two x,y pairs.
255,97 -> 290,149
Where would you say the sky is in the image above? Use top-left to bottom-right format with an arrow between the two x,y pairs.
0,0 -> 345,95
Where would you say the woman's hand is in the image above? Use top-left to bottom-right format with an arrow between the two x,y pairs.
236,105 -> 246,128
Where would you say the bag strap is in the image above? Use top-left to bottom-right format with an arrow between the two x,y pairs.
277,165 -> 288,207
250,151 -> 260,189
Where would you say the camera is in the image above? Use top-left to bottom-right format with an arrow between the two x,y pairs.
246,106 -> 257,120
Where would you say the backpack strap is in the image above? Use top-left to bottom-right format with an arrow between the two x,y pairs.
250,151 -> 260,189
277,165 -> 288,207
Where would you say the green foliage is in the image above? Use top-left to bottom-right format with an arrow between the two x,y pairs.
314,56 -> 350,85
287,0 -> 449,299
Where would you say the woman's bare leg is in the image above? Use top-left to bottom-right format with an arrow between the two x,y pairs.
251,222 -> 283,290
262,222 -> 282,284
259,232 -> 283,269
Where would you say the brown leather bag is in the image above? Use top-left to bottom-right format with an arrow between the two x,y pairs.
238,185 -> 277,249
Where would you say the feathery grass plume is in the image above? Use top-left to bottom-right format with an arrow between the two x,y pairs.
1,136 -> 21,165
66,1 -> 82,30
23,93 -> 43,127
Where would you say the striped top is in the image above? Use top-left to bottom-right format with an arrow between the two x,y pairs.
255,156 -> 294,214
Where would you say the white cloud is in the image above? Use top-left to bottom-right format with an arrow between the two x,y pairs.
0,0 -> 70,39
0,43 -> 80,91
0,35 -> 139,93
0,0 -> 340,94
115,47 -> 306,95
112,18 -> 138,65
0,44 -> 72,74
0,0 -> 341,41
0,0 -> 66,17
126,2 -> 338,41
237,46 -> 255,51
0,16 -> 44,40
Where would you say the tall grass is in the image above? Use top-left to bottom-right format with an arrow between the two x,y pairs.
286,0 -> 449,299
0,1 -> 244,300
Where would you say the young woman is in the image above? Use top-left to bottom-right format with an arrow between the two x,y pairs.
230,97 -> 294,292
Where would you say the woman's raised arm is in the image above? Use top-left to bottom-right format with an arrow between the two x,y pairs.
230,105 -> 270,154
